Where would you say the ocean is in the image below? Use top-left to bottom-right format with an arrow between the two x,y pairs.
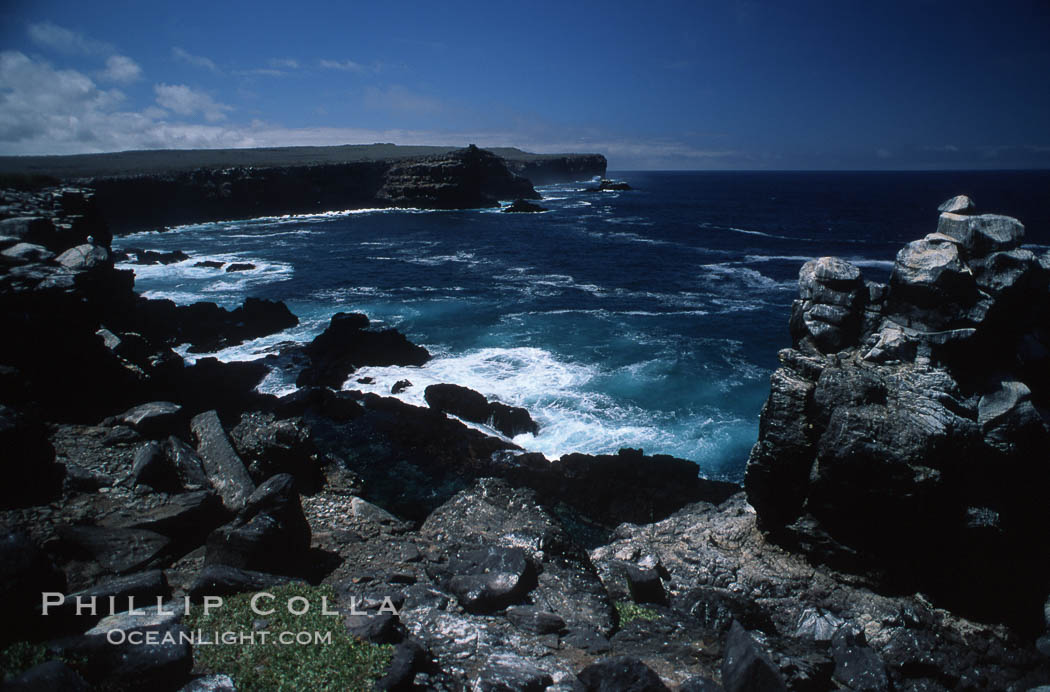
113,170 -> 1050,482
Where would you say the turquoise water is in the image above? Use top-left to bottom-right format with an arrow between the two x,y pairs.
114,170 -> 1050,481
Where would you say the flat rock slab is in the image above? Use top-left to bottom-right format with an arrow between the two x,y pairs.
125,490 -> 227,539
190,410 -> 255,512
48,622 -> 192,690
57,526 -> 171,575
117,401 -> 183,437
188,564 -> 304,601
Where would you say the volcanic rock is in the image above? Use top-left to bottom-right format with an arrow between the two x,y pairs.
204,473 -> 311,575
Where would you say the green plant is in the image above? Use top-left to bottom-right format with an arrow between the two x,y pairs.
0,641 -> 50,680
614,601 -> 660,626
184,583 -> 393,692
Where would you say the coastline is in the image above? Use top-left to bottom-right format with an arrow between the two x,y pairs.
1,156 -> 1049,689
0,144 -> 607,234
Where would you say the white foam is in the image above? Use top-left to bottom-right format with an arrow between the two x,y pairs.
342,344 -> 754,464
116,254 -> 293,298
697,262 -> 796,291
404,251 -> 484,267
743,254 -> 894,271
344,347 -> 616,456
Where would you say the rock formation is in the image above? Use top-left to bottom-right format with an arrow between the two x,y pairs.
377,145 -> 539,209
745,195 -> 1050,630
3,183 -> 1049,690
2,144 -> 606,232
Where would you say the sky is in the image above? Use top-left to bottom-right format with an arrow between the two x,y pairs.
0,0 -> 1048,170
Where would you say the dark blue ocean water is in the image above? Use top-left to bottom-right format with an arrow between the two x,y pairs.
114,170 -> 1050,482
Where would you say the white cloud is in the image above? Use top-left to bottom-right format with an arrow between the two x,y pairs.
268,58 -> 299,69
319,59 -> 364,73
27,21 -> 113,55
0,51 -> 744,168
172,47 -> 218,72
154,83 -> 233,122
101,55 -> 142,83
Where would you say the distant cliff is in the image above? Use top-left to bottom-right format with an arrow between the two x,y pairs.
498,152 -> 608,186
0,144 -> 606,232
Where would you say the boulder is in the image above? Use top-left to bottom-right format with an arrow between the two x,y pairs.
129,249 -> 189,265
117,401 -> 184,438
188,564 -> 304,601
374,638 -> 427,691
391,379 -> 412,394
891,235 -> 973,299
229,411 -> 320,489
424,383 -> 539,437
298,312 -> 430,388
792,257 -> 865,353
55,243 -> 110,271
85,604 -> 180,637
830,628 -> 890,692
1,241 -> 54,264
721,621 -> 787,692
503,199 -> 547,213
936,212 -> 1024,256
936,195 -> 975,214
421,478 -> 615,635
57,570 -> 171,629
204,473 -> 311,575
350,496 -> 403,525
576,656 -> 669,691
46,622 -> 192,690
506,605 -> 566,635
224,262 -> 254,272
56,526 -> 171,575
447,546 -> 536,613
594,179 -> 632,191
344,612 -> 401,644
131,296 -> 297,354
626,564 -> 666,605
165,436 -> 212,490
424,383 -> 490,422
190,410 -> 255,512
131,441 -> 182,492
489,401 -> 539,437
476,654 -> 553,691
127,490 -> 227,543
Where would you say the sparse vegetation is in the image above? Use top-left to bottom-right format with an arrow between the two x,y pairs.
0,144 -> 574,180
615,600 -> 660,626
0,641 -> 50,680
184,582 -> 393,692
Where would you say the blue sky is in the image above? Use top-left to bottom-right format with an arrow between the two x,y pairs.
1,0 -> 1048,169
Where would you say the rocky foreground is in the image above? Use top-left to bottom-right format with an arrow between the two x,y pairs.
2,187 -> 1050,691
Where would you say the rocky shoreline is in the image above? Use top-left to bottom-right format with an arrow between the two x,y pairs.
0,145 -> 607,233
2,179 -> 1049,690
